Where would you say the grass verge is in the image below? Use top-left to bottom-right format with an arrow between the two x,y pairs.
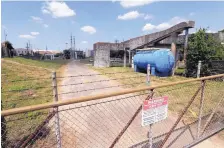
1,57 -> 69,146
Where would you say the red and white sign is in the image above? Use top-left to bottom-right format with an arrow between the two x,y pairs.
142,96 -> 168,126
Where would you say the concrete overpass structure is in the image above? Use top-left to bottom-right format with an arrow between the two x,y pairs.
93,21 -> 195,67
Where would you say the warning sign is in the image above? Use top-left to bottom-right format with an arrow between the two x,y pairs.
142,96 -> 168,126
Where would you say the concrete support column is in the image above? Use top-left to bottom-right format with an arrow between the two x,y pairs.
124,48 -> 126,67
171,33 -> 178,76
171,33 -> 178,65
128,49 -> 131,64
131,51 -> 134,68
184,28 -> 189,64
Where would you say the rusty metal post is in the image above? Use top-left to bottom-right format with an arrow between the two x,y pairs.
52,72 -> 62,148
159,86 -> 202,148
197,80 -> 205,139
197,61 -> 202,78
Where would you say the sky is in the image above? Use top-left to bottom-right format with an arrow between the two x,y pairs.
1,1 -> 224,51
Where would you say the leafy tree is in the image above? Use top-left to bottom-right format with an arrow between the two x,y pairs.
213,43 -> 224,60
1,41 -> 15,58
5,41 -> 14,49
185,28 -> 224,77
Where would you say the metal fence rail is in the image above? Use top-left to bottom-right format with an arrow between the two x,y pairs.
1,74 -> 224,148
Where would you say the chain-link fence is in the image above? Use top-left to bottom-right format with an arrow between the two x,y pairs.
210,60 -> 224,75
187,60 -> 224,78
1,72 -> 224,148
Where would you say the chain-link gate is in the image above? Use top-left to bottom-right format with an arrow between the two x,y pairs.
1,74 -> 224,148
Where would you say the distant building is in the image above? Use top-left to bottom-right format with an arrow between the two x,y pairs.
85,49 -> 94,58
33,50 -> 61,60
33,50 -> 61,55
67,48 -> 84,59
15,48 -> 34,56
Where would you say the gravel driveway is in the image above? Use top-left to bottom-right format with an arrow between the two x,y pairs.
56,61 -> 194,148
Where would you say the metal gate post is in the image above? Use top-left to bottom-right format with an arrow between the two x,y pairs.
147,64 -> 153,148
147,64 -> 151,85
52,72 -> 62,148
197,61 -> 201,78
197,80 -> 205,139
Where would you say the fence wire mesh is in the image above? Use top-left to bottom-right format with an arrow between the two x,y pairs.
1,75 -> 223,148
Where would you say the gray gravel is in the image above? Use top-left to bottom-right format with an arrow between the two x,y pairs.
56,61 -> 193,148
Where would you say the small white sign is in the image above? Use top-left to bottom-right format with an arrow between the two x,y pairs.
142,96 -> 168,126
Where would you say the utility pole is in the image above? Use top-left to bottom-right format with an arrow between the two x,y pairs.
44,45 -> 48,60
4,30 -> 7,41
28,40 -> 31,57
26,42 -> 29,56
115,39 -> 119,44
73,36 -> 76,50
65,43 -> 68,49
70,33 -> 73,59
28,41 -> 31,49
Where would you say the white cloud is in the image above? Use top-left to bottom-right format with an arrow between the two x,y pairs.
81,41 -> 88,44
31,16 -> 43,23
142,16 -> 188,32
42,9 -> 50,14
142,23 -> 156,31
30,32 -> 40,36
19,35 -> 35,39
118,11 -> 144,20
169,16 -> 187,25
43,24 -> 49,28
2,25 -> 7,29
156,23 -> 171,30
42,1 -> 76,18
206,30 -> 216,33
30,16 -> 48,28
144,14 -> 153,20
81,26 -> 96,34
120,0 -> 154,8
189,12 -> 195,16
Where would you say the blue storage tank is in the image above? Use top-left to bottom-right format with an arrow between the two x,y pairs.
133,48 -> 174,77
